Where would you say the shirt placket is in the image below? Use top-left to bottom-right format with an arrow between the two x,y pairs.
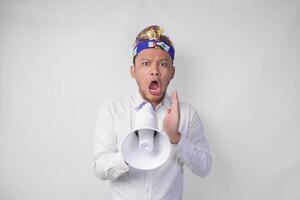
156,104 -> 165,133
145,105 -> 164,200
145,170 -> 153,200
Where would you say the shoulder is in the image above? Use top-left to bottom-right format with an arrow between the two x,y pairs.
177,99 -> 203,127
179,100 -> 198,117
98,94 -> 134,114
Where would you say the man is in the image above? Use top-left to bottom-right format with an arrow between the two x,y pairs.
93,25 -> 212,200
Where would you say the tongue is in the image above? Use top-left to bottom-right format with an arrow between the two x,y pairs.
150,82 -> 159,90
150,82 -> 160,95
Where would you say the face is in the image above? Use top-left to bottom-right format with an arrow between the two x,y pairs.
131,48 -> 175,106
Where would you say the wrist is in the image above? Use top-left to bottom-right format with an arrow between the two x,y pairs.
170,132 -> 181,144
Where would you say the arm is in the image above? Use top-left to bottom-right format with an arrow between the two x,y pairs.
92,101 -> 129,181
176,111 -> 212,177
163,91 -> 212,177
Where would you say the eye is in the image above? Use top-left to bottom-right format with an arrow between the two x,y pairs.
142,61 -> 149,66
160,61 -> 168,67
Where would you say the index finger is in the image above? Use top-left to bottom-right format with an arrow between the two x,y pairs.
171,90 -> 180,112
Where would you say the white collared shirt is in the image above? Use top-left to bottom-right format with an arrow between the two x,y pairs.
93,92 -> 212,200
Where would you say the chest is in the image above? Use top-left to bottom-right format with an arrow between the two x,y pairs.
113,103 -> 189,143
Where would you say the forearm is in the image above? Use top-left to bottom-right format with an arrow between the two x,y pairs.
176,136 -> 212,177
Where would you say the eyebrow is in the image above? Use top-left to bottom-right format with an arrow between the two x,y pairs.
160,58 -> 170,62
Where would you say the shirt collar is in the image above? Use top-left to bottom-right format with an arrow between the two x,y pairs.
133,90 -> 172,110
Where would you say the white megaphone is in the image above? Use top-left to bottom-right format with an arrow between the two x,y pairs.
119,102 -> 171,170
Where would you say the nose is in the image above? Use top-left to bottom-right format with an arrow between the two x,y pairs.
150,72 -> 160,76
150,65 -> 160,77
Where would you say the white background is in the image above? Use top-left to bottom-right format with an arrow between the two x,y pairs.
0,0 -> 299,199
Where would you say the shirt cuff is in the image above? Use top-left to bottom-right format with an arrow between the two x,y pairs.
176,135 -> 189,155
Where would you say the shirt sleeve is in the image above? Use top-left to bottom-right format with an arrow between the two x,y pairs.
176,110 -> 212,177
92,101 -> 129,181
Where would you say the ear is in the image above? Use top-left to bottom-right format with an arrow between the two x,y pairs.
130,65 -> 136,79
170,66 -> 175,79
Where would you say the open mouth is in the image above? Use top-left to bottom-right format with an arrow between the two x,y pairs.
149,80 -> 161,95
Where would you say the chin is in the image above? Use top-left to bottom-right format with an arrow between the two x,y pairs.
146,92 -> 165,102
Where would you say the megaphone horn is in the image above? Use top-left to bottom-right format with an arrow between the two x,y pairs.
119,102 -> 171,170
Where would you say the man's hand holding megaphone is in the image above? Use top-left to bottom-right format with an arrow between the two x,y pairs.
163,90 -> 181,144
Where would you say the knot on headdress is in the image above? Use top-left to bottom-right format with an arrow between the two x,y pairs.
137,25 -> 164,42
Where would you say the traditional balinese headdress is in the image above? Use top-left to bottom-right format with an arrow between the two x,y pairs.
133,25 -> 175,62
